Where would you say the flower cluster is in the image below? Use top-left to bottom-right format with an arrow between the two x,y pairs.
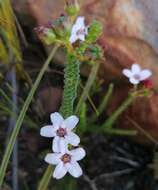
40,112 -> 86,179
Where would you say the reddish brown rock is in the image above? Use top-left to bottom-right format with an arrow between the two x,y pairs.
13,0 -> 158,50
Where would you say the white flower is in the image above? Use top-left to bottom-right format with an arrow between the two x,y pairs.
122,63 -> 152,85
69,16 -> 88,44
45,147 -> 86,179
40,112 -> 80,152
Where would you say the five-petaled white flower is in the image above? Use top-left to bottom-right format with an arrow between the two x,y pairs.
122,63 -> 152,85
69,16 -> 88,44
40,112 -> 80,152
45,147 -> 86,179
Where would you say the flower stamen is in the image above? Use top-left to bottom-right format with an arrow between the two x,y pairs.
76,28 -> 86,36
56,127 -> 67,137
133,74 -> 141,80
61,153 -> 71,164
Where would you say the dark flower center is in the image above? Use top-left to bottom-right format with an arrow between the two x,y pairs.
133,74 -> 140,80
56,128 -> 67,137
61,154 -> 71,164
76,28 -> 86,36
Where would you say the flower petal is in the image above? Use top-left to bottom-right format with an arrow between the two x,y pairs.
50,112 -> 64,127
65,131 -> 80,146
67,161 -> 83,178
122,69 -> 132,78
40,125 -> 55,137
85,27 -> 88,35
131,64 -> 141,74
78,34 -> 85,41
59,138 -> 68,154
63,116 -> 79,130
140,70 -> 152,81
52,137 -> 67,153
53,162 -> 67,179
52,136 -> 60,152
70,34 -> 78,44
75,16 -> 85,29
71,17 -> 85,34
70,148 -> 86,161
129,77 -> 139,85
44,153 -> 61,165
70,16 -> 86,44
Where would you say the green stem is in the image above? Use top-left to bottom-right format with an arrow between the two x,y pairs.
102,93 -> 136,129
104,128 -> 137,136
91,83 -> 114,122
37,165 -> 53,190
85,124 -> 137,136
98,83 -> 114,114
0,45 -> 59,187
75,62 -> 100,114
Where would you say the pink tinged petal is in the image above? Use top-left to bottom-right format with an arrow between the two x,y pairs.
140,70 -> 152,81
63,115 -> 79,130
129,77 -> 140,85
65,163 -> 71,170
70,17 -> 87,44
75,16 -> 85,29
53,162 -> 67,179
71,25 -> 79,36
67,161 -> 83,178
78,34 -> 85,41
40,126 -> 55,137
44,153 -> 61,165
85,27 -> 88,35
71,17 -> 85,35
59,138 -> 68,154
70,148 -> 86,161
53,137 -> 68,153
69,34 -> 78,44
52,136 -> 60,152
65,131 -> 80,146
131,64 -> 141,74
122,69 -> 132,78
50,112 -> 64,127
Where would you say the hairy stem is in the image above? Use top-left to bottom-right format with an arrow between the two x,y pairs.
60,53 -> 80,117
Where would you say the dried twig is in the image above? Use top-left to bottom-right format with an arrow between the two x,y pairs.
110,156 -> 140,168
127,116 -> 158,146
83,174 -> 98,190
93,168 -> 134,182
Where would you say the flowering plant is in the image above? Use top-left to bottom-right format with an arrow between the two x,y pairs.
38,0 -> 103,181
37,0 -> 154,184
0,0 -> 155,189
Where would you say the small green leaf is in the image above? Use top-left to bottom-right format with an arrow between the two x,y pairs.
89,44 -> 103,60
42,29 -> 56,45
86,20 -> 103,43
